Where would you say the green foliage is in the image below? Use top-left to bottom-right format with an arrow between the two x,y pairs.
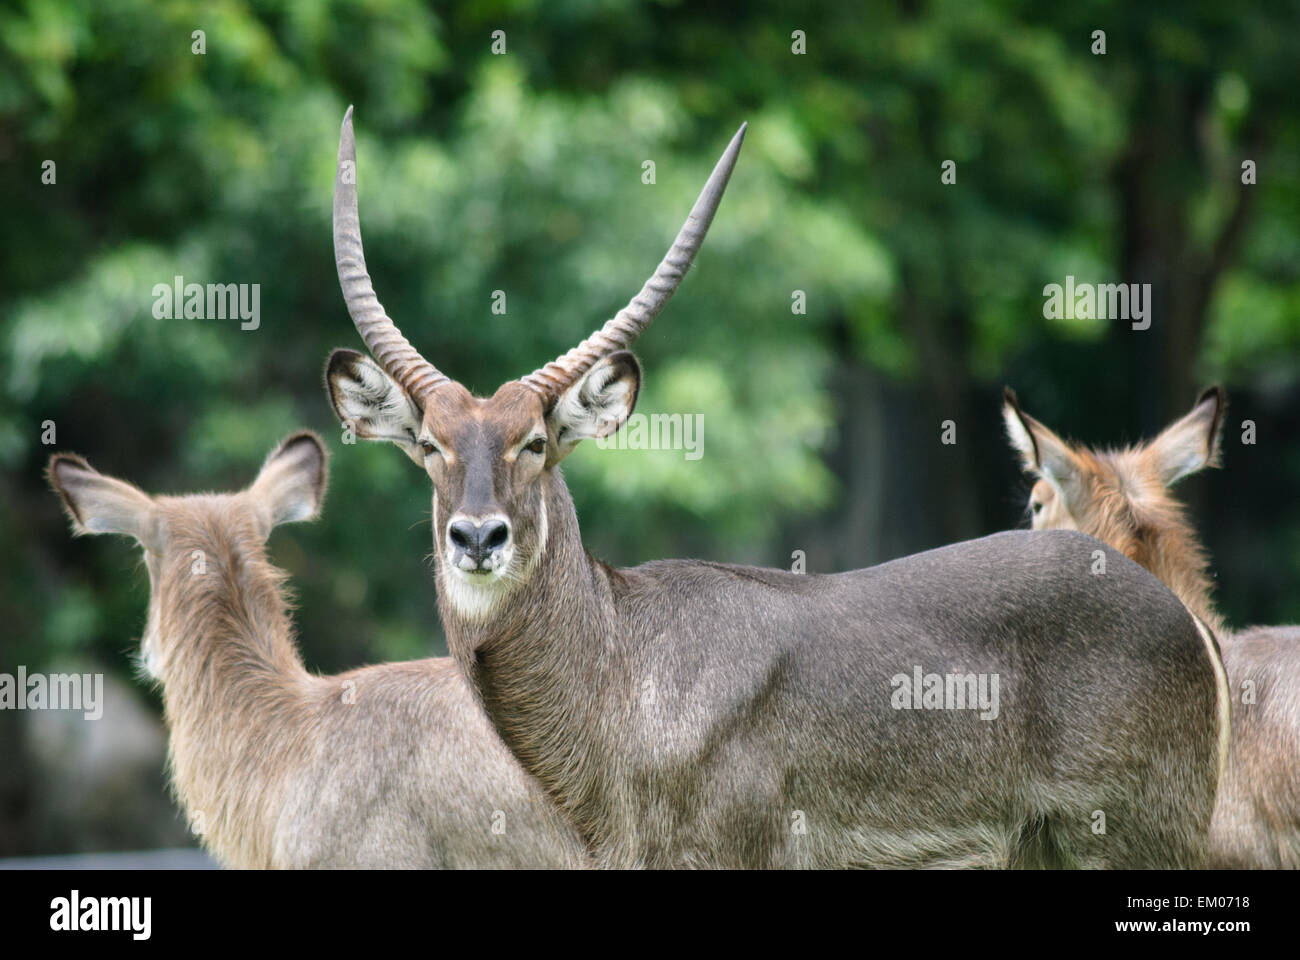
2,0 -> 1298,683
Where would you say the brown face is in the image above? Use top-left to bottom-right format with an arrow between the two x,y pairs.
327,347 -> 642,617
1031,448 -> 1194,570
1012,413 -> 1128,540
1006,386 -> 1225,577
325,110 -> 738,621
416,381 -> 551,584
1027,477 -> 1077,531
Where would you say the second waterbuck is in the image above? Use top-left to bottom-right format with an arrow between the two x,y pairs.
325,108 -> 1228,868
1004,386 -> 1299,868
48,434 -> 586,869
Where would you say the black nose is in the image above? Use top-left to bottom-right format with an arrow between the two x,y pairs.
448,519 -> 510,566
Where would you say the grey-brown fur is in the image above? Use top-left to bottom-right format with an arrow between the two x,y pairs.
1212,627 -> 1300,868
1004,386 -> 1299,869
323,112 -> 1225,868
440,472 -> 1223,868
47,434 -> 586,869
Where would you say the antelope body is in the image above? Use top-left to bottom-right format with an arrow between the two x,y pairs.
325,109 -> 1227,867
48,434 -> 586,869
1213,626 -> 1300,867
1005,387 -> 1300,868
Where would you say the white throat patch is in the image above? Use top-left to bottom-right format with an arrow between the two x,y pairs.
439,566 -> 516,621
437,494 -> 547,622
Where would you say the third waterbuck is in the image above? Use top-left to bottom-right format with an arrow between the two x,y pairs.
1004,387 -> 1300,868
48,433 -> 585,869
325,108 -> 1227,867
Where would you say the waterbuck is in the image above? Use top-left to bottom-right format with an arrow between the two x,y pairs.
48,433 -> 586,869
1004,387 -> 1299,868
325,108 -> 1228,867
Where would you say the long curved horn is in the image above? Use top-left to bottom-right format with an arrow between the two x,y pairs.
520,123 -> 747,400
334,106 -> 449,400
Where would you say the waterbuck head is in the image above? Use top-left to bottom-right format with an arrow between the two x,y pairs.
1002,385 -> 1226,629
47,433 -> 328,677
324,108 -> 744,618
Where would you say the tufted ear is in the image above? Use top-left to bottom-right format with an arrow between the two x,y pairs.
48,453 -> 162,552
248,432 -> 329,529
1147,386 -> 1225,486
1002,387 -> 1088,515
325,348 -> 426,465
545,351 -> 641,465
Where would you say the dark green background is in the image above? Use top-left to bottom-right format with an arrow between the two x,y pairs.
1,0 -> 1297,855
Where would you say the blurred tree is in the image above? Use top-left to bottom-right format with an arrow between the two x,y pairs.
0,0 -> 1297,854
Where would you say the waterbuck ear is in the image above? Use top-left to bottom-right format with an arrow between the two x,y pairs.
1147,385 -> 1226,486
47,453 -> 161,551
1002,387 -> 1084,501
547,351 -> 642,464
325,348 -> 424,465
249,432 -> 329,529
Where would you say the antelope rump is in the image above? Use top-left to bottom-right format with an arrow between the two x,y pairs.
1004,387 -> 1300,868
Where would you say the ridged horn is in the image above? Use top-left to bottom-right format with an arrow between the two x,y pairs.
334,106 -> 449,400
519,122 -> 747,400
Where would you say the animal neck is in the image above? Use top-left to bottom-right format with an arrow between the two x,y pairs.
1149,533 -> 1225,636
151,522 -> 315,865
438,469 -> 623,832
1112,500 -> 1226,636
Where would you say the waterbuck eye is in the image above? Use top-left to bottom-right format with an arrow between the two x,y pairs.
421,440 -> 438,457
525,437 -> 546,455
